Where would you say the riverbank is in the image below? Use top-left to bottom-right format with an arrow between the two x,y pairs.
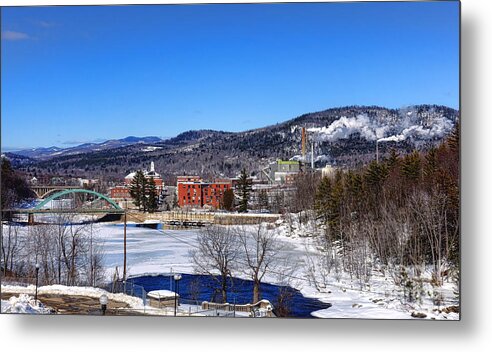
1,221 -> 459,319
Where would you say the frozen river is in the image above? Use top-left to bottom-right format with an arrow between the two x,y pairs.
97,223 -> 201,278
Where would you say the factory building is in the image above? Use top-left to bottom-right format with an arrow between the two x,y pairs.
260,159 -> 301,184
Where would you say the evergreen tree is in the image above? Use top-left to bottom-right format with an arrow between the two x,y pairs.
386,148 -> 401,170
364,160 -> 389,193
1,158 -> 35,210
344,170 -> 363,211
222,189 -> 235,211
145,177 -> 159,213
401,151 -> 422,182
237,168 -> 252,213
258,189 -> 269,209
172,193 -> 179,209
448,123 -> 460,154
315,173 -> 344,241
129,170 -> 147,211
423,147 -> 439,190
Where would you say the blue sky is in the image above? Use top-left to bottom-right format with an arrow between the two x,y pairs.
1,2 -> 459,150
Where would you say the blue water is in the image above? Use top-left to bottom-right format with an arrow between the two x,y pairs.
128,274 -> 331,318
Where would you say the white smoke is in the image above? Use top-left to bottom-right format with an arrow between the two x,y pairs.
307,114 -> 389,142
377,135 -> 406,143
307,107 -> 455,145
377,115 -> 454,144
290,154 -> 331,164
314,154 -> 331,163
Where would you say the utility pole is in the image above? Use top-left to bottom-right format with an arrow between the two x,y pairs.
123,210 -> 127,281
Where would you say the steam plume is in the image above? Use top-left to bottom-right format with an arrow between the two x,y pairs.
307,107 -> 455,145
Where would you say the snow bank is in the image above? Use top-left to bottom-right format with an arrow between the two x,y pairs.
1,294 -> 53,314
1,284 -> 144,310
147,290 -> 176,299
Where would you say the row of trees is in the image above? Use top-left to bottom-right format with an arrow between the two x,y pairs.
1,215 -> 105,287
311,127 -> 459,291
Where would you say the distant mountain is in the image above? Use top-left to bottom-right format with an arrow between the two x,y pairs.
11,136 -> 164,160
12,105 -> 459,181
1,152 -> 37,168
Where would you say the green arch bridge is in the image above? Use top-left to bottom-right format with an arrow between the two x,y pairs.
34,188 -> 123,211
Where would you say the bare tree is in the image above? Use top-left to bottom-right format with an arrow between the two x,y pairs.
292,171 -> 321,223
19,215 -> 106,287
1,223 -> 24,275
409,190 -> 450,285
190,225 -> 239,303
236,224 -> 283,303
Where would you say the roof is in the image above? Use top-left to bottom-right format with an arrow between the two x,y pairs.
125,172 -> 137,179
147,290 -> 178,299
277,160 -> 300,165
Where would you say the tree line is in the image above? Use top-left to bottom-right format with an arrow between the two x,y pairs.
311,126 -> 459,294
2,215 -> 105,287
1,158 -> 35,211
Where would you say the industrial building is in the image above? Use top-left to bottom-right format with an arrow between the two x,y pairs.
260,159 -> 301,184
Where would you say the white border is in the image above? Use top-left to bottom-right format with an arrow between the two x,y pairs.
2,0 -> 491,351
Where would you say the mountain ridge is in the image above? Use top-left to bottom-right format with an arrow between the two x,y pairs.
10,136 -> 164,160
9,105 -> 459,181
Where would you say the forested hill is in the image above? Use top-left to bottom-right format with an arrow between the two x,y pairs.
11,105 -> 459,181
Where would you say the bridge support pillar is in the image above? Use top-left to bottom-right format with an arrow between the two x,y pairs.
28,213 -> 34,225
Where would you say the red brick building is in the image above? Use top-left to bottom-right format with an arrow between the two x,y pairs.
177,175 -> 202,184
110,185 -> 131,200
177,176 -> 232,209
202,182 -> 232,209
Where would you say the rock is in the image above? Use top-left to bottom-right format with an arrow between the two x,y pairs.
442,305 -> 459,314
411,312 -> 427,319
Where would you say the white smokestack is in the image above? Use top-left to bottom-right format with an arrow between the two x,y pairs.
376,141 -> 379,163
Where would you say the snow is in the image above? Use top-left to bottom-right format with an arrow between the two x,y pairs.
141,146 -> 162,152
147,290 -> 177,299
1,284 -> 144,310
1,294 -> 52,314
100,224 -> 197,277
273,216 -> 460,320
2,220 -> 460,319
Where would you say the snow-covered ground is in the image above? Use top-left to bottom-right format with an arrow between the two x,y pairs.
94,222 -> 459,319
2,220 -> 459,319
1,294 -> 52,314
100,223 -> 198,278
1,284 -> 145,310
274,217 -> 460,320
